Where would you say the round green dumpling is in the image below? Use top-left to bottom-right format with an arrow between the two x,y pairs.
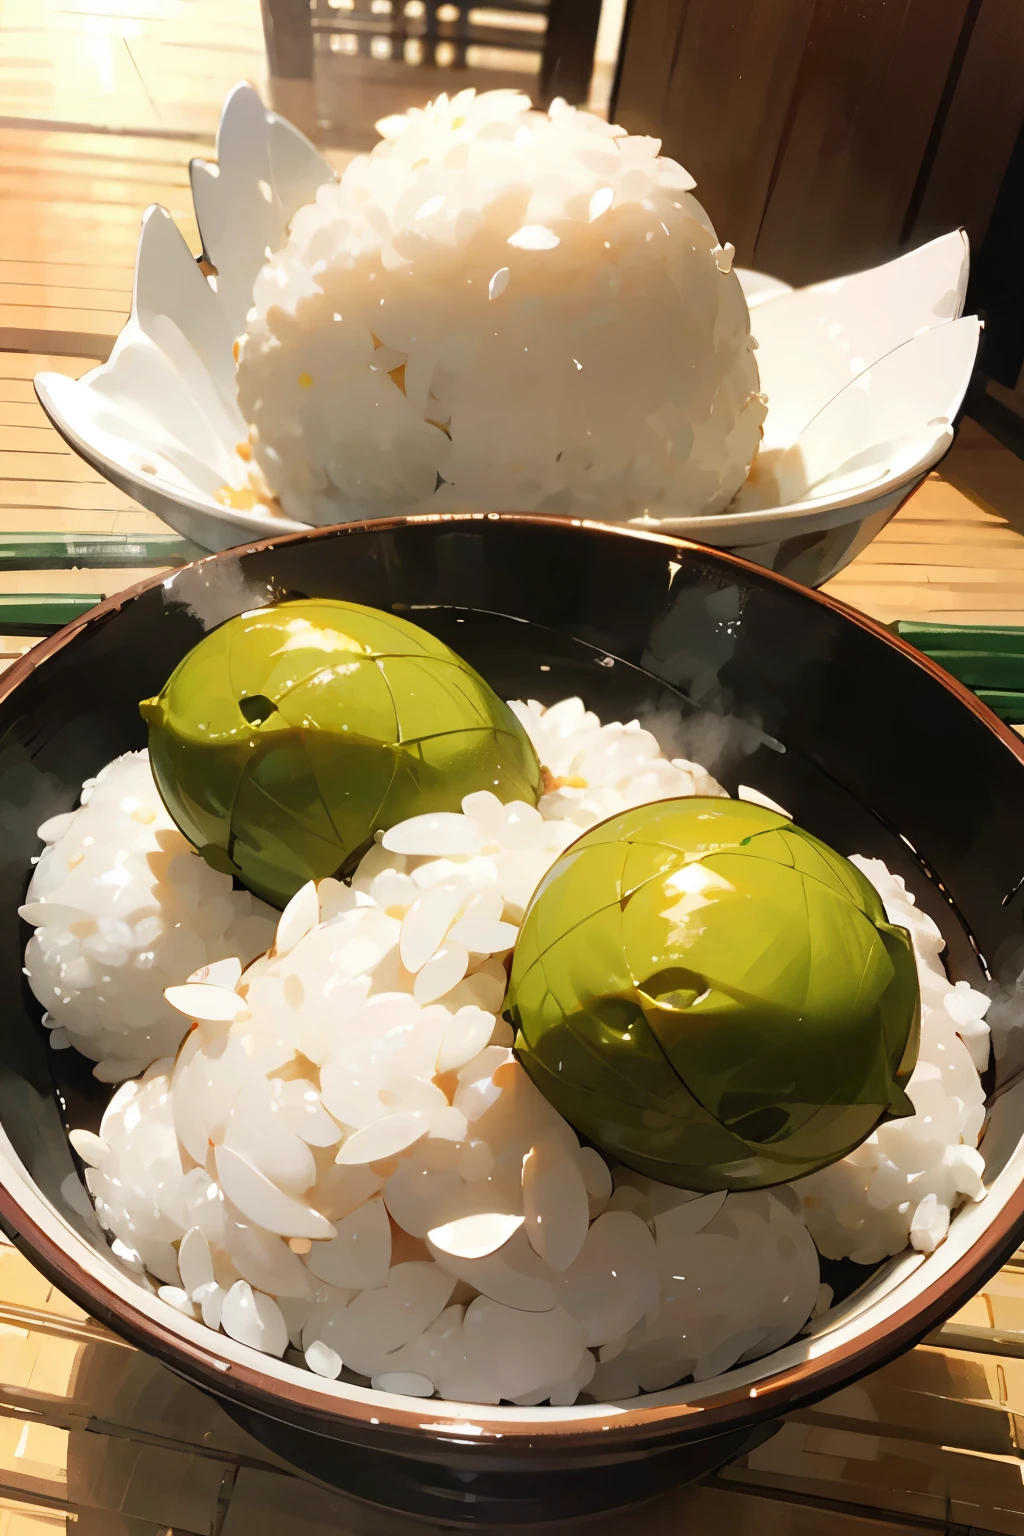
507,797 -> 921,1190
140,599 -> 541,907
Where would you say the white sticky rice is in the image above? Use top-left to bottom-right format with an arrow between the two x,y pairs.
21,752 -> 277,1080
23,699 -> 992,1404
794,857 -> 989,1264
236,90 -> 766,527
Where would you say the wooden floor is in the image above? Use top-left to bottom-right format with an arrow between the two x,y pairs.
0,0 -> 269,139
4,3 -> 1024,1531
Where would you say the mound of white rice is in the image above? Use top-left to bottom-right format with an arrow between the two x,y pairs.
236,90 -> 765,528
20,752 -> 277,1080
794,857 -> 990,1264
26,699 -> 993,1404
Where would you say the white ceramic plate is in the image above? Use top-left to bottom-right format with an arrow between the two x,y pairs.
35,85 -> 980,560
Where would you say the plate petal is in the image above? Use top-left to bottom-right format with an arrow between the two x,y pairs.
191,81 -> 335,341
732,316 -> 980,513
753,231 -> 970,451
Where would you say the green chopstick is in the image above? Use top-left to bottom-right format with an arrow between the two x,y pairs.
896,621 -> 1024,657
975,690 -> 1024,719
0,533 -> 200,571
0,534 -> 203,641
893,621 -> 1024,723
904,652 -> 1024,691
0,595 -> 104,635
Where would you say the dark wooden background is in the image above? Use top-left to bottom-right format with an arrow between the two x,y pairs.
612,0 -> 1024,289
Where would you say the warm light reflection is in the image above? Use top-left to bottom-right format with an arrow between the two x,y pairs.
469,7 -> 546,30
507,224 -> 560,251
465,44 -> 539,73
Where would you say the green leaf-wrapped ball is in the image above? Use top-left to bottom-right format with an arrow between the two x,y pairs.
140,599 -> 541,907
507,797 -> 921,1190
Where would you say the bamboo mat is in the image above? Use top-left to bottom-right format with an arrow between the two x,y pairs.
0,1224 -> 1019,1536
4,9 -> 1024,1529
825,418 -> 1024,628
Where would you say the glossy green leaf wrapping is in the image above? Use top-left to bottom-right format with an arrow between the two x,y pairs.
508,798 -> 921,1190
140,599 -> 542,906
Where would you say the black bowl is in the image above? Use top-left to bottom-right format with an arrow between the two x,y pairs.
1,514 -> 1024,1527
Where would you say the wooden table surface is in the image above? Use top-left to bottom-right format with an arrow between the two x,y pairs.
4,5 -> 1024,1533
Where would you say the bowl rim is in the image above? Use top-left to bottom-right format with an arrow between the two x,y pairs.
2,509 -> 1023,1451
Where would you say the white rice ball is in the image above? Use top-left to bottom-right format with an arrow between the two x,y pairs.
237,89 -> 765,527
21,752 -> 277,1079
794,856 -> 990,1265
